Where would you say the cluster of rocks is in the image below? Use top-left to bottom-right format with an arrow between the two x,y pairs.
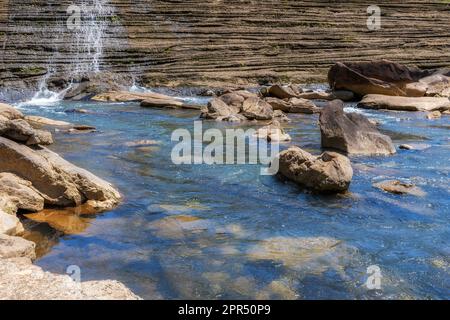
0,102 -> 141,300
272,61 -> 450,194
199,85 -> 355,123
329,60 -> 450,118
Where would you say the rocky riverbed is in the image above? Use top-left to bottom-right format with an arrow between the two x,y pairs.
1,60 -> 449,299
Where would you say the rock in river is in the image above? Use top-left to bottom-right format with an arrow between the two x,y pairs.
328,60 -> 431,97
277,146 -> 353,193
241,97 -> 274,120
358,94 -> 450,112
373,180 -> 426,197
319,100 -> 396,155
0,137 -> 121,211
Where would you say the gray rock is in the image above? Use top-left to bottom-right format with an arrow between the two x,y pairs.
319,100 -> 396,155
0,137 -> 121,210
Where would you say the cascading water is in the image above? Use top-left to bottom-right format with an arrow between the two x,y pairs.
20,0 -> 113,106
71,0 -> 113,75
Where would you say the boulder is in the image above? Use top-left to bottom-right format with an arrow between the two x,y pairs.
0,173 -> 45,213
319,100 -> 396,155
219,92 -> 245,109
0,209 -> 24,236
328,61 -> 431,97
0,137 -> 121,210
0,103 -> 24,120
289,98 -> 321,113
241,97 -> 274,120
358,94 -> 450,112
0,116 -> 53,145
373,180 -> 426,197
265,97 -> 319,114
140,98 -> 201,110
254,121 -> 291,142
263,85 -> 300,99
0,258 -> 141,300
200,98 -> 240,120
0,234 -> 36,260
296,90 -> 355,101
277,147 -> 353,193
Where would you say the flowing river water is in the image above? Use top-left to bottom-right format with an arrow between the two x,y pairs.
12,89 -> 450,300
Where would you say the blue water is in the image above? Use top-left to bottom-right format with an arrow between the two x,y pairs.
14,93 -> 450,300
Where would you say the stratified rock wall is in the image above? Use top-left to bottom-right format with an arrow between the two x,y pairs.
0,1 -> 449,87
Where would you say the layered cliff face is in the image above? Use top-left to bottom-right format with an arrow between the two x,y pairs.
0,0 -> 449,89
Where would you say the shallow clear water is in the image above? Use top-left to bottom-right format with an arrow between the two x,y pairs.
14,94 -> 450,300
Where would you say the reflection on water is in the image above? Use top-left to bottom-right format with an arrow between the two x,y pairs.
13,95 -> 450,300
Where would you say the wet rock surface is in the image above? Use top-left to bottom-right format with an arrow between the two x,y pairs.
320,100 -> 396,155
278,146 -> 353,193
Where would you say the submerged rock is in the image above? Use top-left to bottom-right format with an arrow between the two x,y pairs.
0,137 -> 121,210
0,258 -> 141,300
373,180 -> 426,197
358,94 -> 450,112
247,236 -> 353,274
278,146 -> 353,193
319,100 -> 396,155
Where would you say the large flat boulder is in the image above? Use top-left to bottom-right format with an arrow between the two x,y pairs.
319,100 -> 396,155
0,116 -> 53,146
278,147 -> 353,193
265,97 -> 320,114
358,94 -> 450,112
0,137 -> 121,210
328,61 -> 431,97
0,258 -> 141,300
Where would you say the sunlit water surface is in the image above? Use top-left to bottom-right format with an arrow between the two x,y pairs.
14,92 -> 450,300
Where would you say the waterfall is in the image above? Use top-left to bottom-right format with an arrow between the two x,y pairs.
71,0 -> 113,75
19,0 -> 113,105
